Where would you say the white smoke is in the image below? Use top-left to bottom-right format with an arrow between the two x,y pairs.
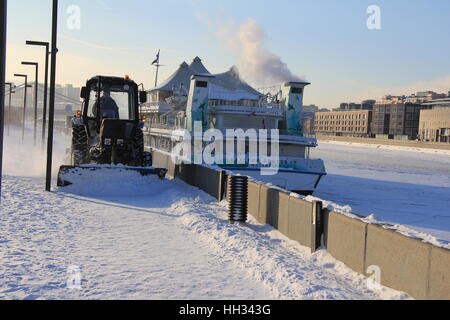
224,19 -> 305,86
3,124 -> 70,178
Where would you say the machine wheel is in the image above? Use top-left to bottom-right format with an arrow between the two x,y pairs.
129,128 -> 144,167
71,125 -> 89,165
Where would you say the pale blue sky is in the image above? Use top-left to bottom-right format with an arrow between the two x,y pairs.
5,0 -> 450,108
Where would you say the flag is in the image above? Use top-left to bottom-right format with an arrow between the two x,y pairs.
152,50 -> 160,65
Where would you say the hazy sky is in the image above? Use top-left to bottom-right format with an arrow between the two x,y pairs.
5,0 -> 450,108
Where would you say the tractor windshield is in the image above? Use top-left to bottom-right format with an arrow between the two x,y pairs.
87,83 -> 136,120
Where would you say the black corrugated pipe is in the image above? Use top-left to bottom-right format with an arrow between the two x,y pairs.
227,175 -> 248,223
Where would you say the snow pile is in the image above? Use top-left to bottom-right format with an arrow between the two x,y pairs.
59,167 -> 172,197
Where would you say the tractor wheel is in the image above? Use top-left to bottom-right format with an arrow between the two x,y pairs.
129,128 -> 144,167
71,125 -> 89,165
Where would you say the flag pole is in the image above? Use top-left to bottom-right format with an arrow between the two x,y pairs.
154,64 -> 160,87
153,49 -> 160,87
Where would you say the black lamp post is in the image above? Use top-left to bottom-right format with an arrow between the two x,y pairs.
4,82 -> 15,135
0,0 -> 6,202
14,74 -> 28,141
26,40 -> 49,146
21,61 -> 38,144
45,0 -> 59,192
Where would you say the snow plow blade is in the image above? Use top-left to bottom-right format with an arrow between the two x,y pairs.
57,165 -> 168,187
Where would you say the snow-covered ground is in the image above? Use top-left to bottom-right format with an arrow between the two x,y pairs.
311,141 -> 450,245
0,176 -> 407,300
0,126 -> 408,300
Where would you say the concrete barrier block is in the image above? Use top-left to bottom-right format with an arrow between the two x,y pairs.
166,157 -> 178,179
265,188 -> 282,228
287,197 -> 314,249
178,164 -> 196,186
277,192 -> 290,236
258,185 -> 278,225
190,166 -> 221,200
428,246 -> 450,300
152,151 -> 169,169
324,211 -> 368,274
365,224 -> 432,300
195,166 -> 207,190
247,181 -> 261,221
205,168 -> 221,200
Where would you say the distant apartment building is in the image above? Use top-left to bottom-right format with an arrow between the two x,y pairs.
301,105 -> 329,135
338,100 -> 375,111
302,115 -> 315,135
314,110 -> 372,137
405,91 -> 447,103
303,104 -> 320,113
419,98 -> 450,142
371,94 -> 433,140
11,83 -> 81,110
62,84 -> 81,102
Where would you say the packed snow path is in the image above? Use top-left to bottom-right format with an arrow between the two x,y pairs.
0,176 -> 405,300
311,141 -> 450,244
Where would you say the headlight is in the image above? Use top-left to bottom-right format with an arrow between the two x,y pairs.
117,139 -> 124,146
104,138 -> 112,146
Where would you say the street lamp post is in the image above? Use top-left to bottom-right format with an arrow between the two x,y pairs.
26,41 -> 49,147
14,74 -> 28,141
21,61 -> 38,144
0,0 -> 7,202
4,82 -> 14,135
45,0 -> 59,192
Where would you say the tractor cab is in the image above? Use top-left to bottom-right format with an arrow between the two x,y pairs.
69,76 -> 149,166
80,76 -> 146,134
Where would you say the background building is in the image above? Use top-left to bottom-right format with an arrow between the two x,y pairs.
314,110 -> 372,137
419,98 -> 450,142
301,105 -> 319,135
405,91 -> 447,103
337,100 -> 375,111
371,95 -> 431,140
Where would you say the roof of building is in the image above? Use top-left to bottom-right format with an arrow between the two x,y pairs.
189,56 -> 211,75
150,59 -> 264,99
150,61 -> 193,92
209,66 -> 263,98
422,98 -> 450,105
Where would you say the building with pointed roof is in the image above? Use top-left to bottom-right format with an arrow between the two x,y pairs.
209,66 -> 263,100
189,56 -> 211,75
149,58 -> 263,103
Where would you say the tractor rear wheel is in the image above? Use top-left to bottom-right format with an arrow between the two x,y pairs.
129,128 -> 144,167
71,125 -> 89,165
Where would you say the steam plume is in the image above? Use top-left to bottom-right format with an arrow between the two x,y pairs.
228,19 -> 305,86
